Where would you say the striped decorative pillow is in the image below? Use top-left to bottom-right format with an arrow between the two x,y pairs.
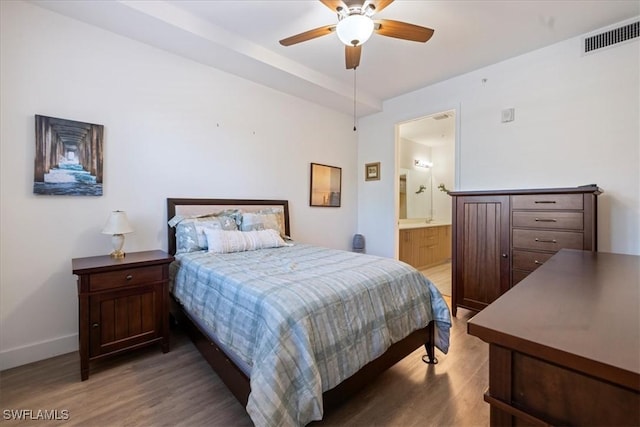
204,228 -> 289,254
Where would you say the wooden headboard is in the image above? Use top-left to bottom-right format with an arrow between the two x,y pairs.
166,198 -> 290,255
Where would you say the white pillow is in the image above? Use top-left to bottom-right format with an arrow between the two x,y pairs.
204,228 -> 289,254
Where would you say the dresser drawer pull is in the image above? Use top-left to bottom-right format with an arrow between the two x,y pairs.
534,200 -> 556,204
126,275 -> 133,281
534,260 -> 542,265
534,218 -> 557,222
92,323 -> 99,329
535,238 -> 557,243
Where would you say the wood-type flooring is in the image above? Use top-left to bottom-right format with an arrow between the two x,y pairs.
0,264 -> 488,426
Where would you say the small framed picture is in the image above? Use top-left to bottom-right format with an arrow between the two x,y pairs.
365,162 -> 380,181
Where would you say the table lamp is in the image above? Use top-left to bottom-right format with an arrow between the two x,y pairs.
102,210 -> 134,258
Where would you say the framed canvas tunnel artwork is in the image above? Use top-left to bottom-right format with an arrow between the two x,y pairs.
310,163 -> 342,207
33,115 -> 104,196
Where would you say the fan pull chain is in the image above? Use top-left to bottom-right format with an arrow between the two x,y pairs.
353,67 -> 357,131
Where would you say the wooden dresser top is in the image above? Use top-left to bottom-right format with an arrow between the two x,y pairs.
72,250 -> 173,274
448,184 -> 602,197
468,249 -> 639,391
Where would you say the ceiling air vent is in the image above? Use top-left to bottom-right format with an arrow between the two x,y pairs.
583,20 -> 639,54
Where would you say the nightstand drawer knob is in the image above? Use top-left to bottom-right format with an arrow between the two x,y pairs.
126,275 -> 133,281
92,323 -> 99,329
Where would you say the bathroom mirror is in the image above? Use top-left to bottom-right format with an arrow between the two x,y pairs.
399,168 -> 433,220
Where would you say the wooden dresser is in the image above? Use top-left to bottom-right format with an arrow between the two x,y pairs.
72,250 -> 174,380
450,185 -> 601,316
468,249 -> 640,426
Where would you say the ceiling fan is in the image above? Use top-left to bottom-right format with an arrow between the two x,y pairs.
279,0 -> 434,70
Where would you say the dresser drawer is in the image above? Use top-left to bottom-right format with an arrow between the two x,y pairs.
89,265 -> 164,291
512,269 -> 530,286
512,229 -> 583,251
512,211 -> 584,230
512,250 -> 554,272
511,194 -> 583,210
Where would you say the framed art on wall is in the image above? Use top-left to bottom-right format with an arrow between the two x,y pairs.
310,162 -> 341,207
33,115 -> 104,196
365,162 -> 380,181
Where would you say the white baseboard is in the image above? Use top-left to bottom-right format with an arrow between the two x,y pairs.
0,333 -> 78,371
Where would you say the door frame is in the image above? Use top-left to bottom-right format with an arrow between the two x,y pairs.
394,105 -> 461,260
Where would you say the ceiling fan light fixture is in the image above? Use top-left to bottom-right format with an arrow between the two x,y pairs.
336,14 -> 374,46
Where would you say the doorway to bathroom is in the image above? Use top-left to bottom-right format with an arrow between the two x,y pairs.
396,109 -> 456,296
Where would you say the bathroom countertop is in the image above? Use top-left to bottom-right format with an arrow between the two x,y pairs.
398,221 -> 451,230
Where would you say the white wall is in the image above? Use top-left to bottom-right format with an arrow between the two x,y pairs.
358,21 -> 640,258
430,141 -> 455,223
0,2 -> 357,369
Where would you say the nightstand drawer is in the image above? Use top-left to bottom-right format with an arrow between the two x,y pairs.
512,211 -> 584,230
511,194 -> 583,210
89,265 -> 164,291
512,229 -> 583,251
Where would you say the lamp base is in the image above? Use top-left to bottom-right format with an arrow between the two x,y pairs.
109,234 -> 126,259
109,250 -> 126,259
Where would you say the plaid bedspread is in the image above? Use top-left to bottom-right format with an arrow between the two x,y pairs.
170,244 -> 451,427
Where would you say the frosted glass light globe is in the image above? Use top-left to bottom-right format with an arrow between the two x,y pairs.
336,15 -> 374,46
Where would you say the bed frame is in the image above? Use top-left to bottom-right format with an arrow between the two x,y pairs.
167,198 -> 438,414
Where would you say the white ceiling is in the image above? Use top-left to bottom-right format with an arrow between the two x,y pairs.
31,0 -> 640,117
399,110 -> 455,147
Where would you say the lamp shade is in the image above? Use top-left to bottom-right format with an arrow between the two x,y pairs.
101,211 -> 134,235
336,15 -> 374,46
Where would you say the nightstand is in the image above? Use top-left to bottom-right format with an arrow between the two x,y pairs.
72,250 -> 174,380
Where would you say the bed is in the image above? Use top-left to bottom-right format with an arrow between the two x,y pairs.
167,198 -> 451,426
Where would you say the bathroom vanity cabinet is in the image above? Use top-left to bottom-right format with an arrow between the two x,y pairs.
399,224 -> 451,270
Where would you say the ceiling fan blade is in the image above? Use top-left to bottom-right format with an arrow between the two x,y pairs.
319,0 -> 349,13
375,19 -> 434,43
345,45 -> 361,69
366,0 -> 394,13
279,25 -> 336,46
